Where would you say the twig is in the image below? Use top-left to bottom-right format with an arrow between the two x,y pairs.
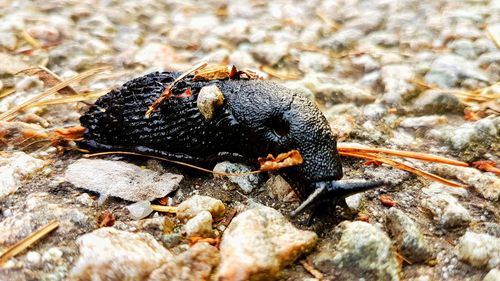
150,205 -> 177,213
0,220 -> 59,266
145,61 -> 208,118
300,260 -> 324,280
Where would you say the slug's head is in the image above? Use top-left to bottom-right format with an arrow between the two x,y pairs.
221,80 -> 343,198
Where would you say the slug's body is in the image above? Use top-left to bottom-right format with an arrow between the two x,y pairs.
80,71 -> 383,216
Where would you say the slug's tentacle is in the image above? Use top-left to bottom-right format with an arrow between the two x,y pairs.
290,180 -> 386,217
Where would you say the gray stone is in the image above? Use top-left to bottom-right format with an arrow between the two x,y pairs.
483,268 -> 500,281
421,183 -> 471,228
312,221 -> 400,281
218,203 -> 317,281
298,52 -> 331,72
319,28 -> 364,52
75,193 -> 94,207
457,231 -> 500,269
184,211 -> 213,238
386,208 -> 433,263
315,83 -> 375,105
65,159 -> 183,202
448,39 -> 478,59
176,195 -> 225,222
424,54 -> 489,88
148,242 -> 219,281
71,228 -> 172,281
213,161 -> 259,193
412,89 -> 464,115
251,43 -> 288,65
428,116 -> 499,162
0,152 -> 45,200
381,64 -> 417,104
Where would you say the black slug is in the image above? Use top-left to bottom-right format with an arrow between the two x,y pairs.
79,71 -> 384,217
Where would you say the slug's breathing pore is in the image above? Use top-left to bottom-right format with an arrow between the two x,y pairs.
79,71 -> 385,219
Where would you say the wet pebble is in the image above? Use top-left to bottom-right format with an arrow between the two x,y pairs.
127,200 -> 154,220
71,228 -> 172,280
65,159 -> 183,202
218,203 -> 317,281
386,208 -> 434,263
176,195 -> 225,222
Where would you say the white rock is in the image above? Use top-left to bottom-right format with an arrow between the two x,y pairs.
71,228 -> 172,280
65,159 -> 183,202
421,183 -> 471,228
127,200 -> 153,220
457,231 -> 500,269
42,247 -> 63,263
381,64 -> 416,104
25,251 -> 42,267
345,193 -> 363,211
75,193 -> 94,207
184,211 -> 213,238
177,195 -> 225,222
483,268 -> 500,281
0,152 -> 45,200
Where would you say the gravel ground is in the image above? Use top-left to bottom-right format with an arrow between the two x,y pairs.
0,0 -> 499,280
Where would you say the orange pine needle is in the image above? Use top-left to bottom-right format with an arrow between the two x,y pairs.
339,151 -> 464,188
337,145 -> 468,167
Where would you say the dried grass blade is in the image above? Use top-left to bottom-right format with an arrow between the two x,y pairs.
337,145 -> 468,167
486,26 -> 500,49
0,220 -> 59,266
300,260 -> 324,280
150,205 -> 177,213
0,66 -> 110,121
83,150 -> 261,177
145,61 -> 208,118
0,87 -> 16,99
339,151 -> 464,187
28,90 -> 108,107
18,65 -> 78,95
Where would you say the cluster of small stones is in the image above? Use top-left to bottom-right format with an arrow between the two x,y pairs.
1,0 -> 499,280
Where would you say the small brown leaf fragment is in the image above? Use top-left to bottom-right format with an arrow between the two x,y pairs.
379,195 -> 397,207
97,210 -> 115,227
189,236 -> 220,249
158,197 -> 169,206
472,160 -> 500,175
220,209 -> 237,227
54,126 -> 86,140
258,150 -> 304,172
193,65 -> 231,81
463,109 -> 481,121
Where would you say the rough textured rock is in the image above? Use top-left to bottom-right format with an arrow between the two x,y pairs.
424,54 -> 488,88
70,228 -> 172,281
264,174 -> 298,202
399,115 -> 447,129
213,161 -> 259,193
380,64 -> 417,104
148,242 -> 219,281
176,195 -> 225,222
386,208 -> 434,263
457,231 -> 500,269
217,203 -> 317,281
184,211 -> 214,238
421,183 -> 471,228
0,152 -> 45,200
412,90 -> 464,115
312,221 -> 400,281
65,159 -> 183,202
430,165 -> 500,201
